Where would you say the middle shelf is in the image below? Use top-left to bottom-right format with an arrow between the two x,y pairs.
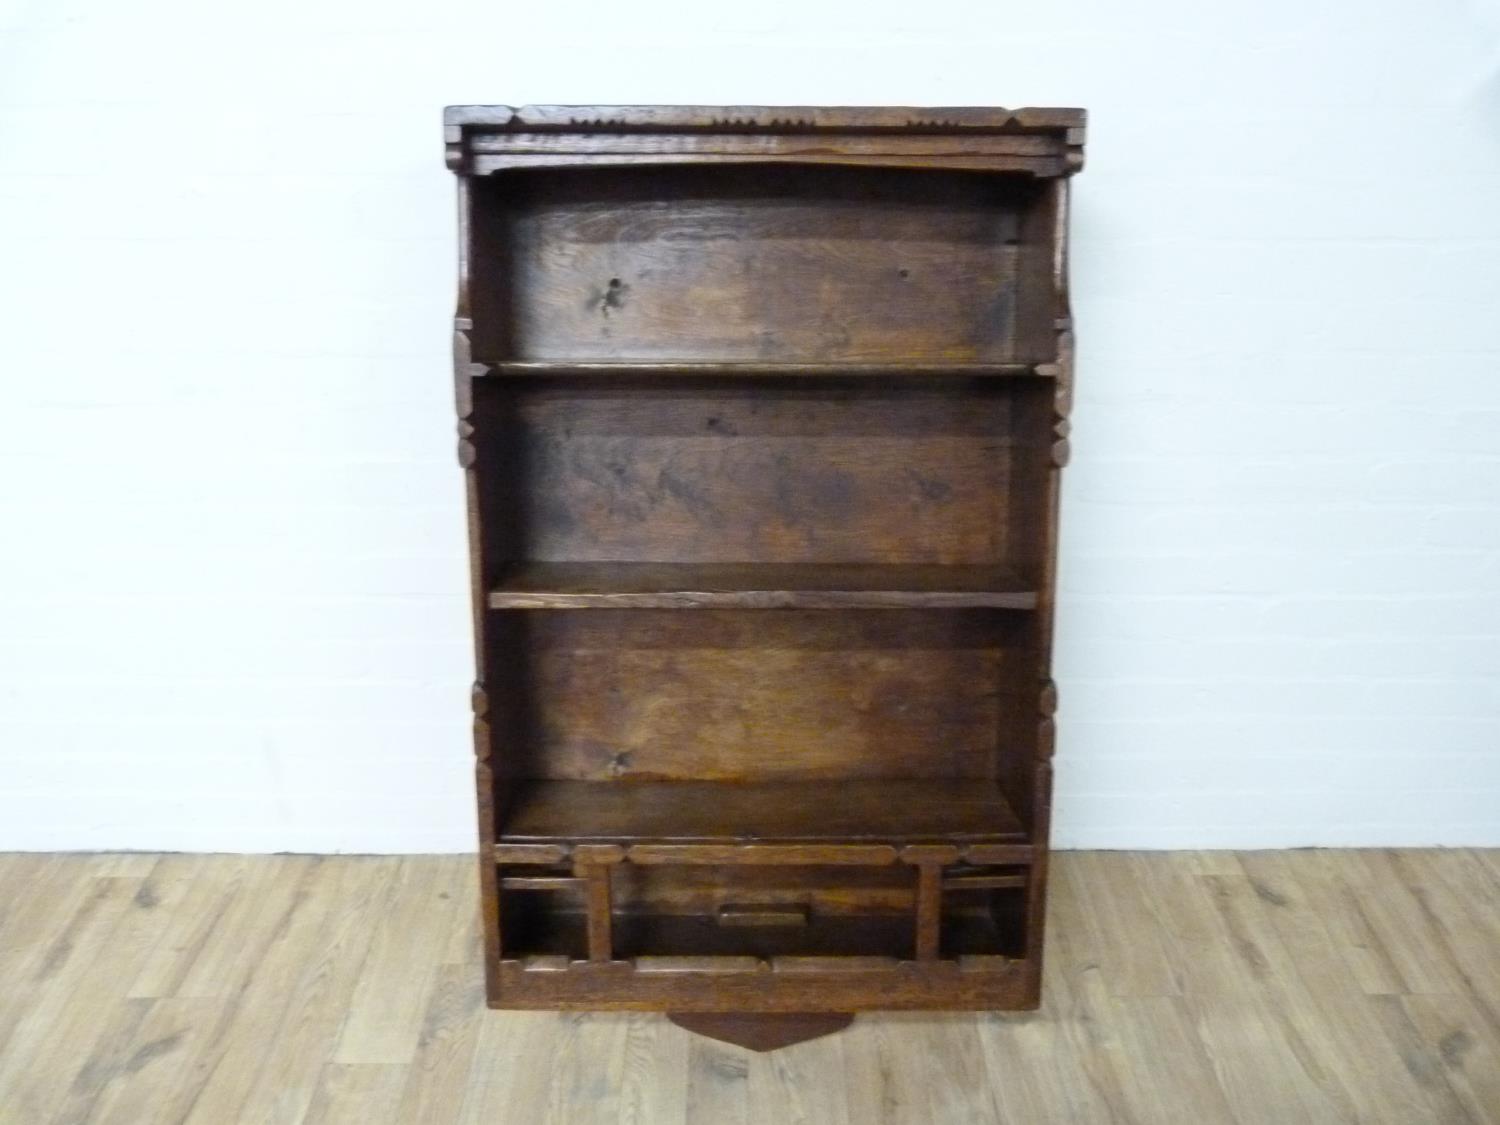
487,562 -> 1039,610
499,778 -> 1029,847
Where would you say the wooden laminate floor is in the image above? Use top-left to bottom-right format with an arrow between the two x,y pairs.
1,851 -> 1497,1124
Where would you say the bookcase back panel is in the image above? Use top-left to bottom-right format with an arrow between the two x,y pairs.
475,378 -> 1013,567
490,609 -> 1020,781
471,166 -> 1050,363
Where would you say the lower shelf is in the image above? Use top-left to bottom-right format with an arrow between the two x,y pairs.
487,952 -> 1040,1012
505,904 -> 1022,962
499,778 -> 1028,846
509,905 -> 914,961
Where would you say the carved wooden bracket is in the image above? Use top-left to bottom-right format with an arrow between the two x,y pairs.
1038,679 -> 1058,763
1039,679 -> 1058,717
453,324 -> 484,420
471,682 -> 491,763
454,324 -> 485,468
1050,324 -> 1075,467
457,421 -> 476,469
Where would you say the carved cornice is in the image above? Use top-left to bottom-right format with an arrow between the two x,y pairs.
444,105 -> 1085,177
445,104 -> 1085,134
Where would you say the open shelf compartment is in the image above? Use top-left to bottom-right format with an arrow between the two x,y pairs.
469,374 -> 1055,592
467,164 -> 1059,366
494,843 -> 1030,969
489,771 -> 1033,974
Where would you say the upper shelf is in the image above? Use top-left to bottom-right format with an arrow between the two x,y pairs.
487,562 -> 1038,610
476,360 -> 1058,379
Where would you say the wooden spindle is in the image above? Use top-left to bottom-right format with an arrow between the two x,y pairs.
915,862 -> 943,961
902,845 -> 957,962
574,844 -> 623,963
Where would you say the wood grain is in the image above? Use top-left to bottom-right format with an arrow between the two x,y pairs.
2,852 -> 1496,1123
499,779 -> 1026,844
491,609 -> 1022,783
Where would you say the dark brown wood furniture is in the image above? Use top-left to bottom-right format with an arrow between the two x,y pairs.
445,105 -> 1084,1050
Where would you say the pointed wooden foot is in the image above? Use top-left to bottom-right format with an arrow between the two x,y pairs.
667,1011 -> 854,1051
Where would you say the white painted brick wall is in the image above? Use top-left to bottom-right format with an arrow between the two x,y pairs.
2,0 -> 1497,850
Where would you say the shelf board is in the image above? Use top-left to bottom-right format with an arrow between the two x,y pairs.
479,360 -> 1054,378
505,910 -> 1018,963
487,562 -> 1038,610
498,779 -> 1028,847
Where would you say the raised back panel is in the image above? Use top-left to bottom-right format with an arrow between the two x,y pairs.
487,609 -> 1022,782
471,166 -> 1051,363
472,376 -> 1015,567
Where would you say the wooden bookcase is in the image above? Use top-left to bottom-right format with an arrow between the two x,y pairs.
445,105 -> 1084,1049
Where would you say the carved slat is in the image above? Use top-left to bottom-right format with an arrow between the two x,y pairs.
573,844 -> 626,866
625,844 -> 899,866
500,875 -> 583,891
493,843 -> 569,865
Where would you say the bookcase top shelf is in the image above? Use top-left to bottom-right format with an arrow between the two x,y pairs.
477,361 -> 1058,379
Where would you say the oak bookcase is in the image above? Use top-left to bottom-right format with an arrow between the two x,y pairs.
444,105 -> 1084,1050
